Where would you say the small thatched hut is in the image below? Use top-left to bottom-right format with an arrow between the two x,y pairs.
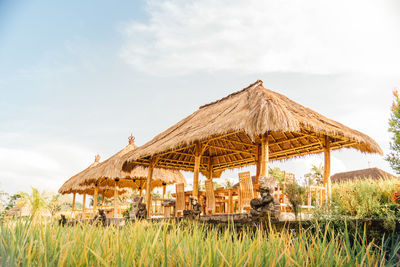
59,155 -> 128,213
121,80 -> 383,216
331,167 -> 398,183
75,135 -> 186,217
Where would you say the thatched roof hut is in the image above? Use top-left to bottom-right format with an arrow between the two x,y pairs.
78,136 -> 186,190
122,80 -> 382,174
331,168 -> 398,183
121,80 -> 383,213
58,155 -> 128,197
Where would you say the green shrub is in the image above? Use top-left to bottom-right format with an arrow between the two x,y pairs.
331,177 -> 400,219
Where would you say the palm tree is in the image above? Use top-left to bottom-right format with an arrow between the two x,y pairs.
18,187 -> 48,217
223,179 -> 234,189
47,194 -> 62,216
304,164 -> 324,186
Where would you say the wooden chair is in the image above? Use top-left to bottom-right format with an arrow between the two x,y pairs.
238,172 -> 254,212
205,179 -> 215,215
175,183 -> 185,217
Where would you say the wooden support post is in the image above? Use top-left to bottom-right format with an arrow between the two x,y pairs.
93,186 -> 98,216
193,142 -> 202,198
255,144 -> 261,184
72,193 -> 76,211
228,189 -> 233,214
114,180 -> 119,218
261,133 -> 269,177
323,136 -> 331,202
139,189 -> 143,197
162,184 -> 166,200
82,193 -> 86,214
146,159 -> 155,218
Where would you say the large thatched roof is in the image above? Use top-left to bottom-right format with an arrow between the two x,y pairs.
122,80 -> 382,176
331,168 -> 398,183
77,136 -> 186,190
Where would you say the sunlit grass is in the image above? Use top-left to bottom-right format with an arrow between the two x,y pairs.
1,218 -> 399,266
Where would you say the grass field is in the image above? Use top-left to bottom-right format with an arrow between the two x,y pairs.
1,218 -> 400,266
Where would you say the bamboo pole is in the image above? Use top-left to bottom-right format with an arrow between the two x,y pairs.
324,136 -> 331,202
261,133 -> 269,177
162,184 -> 166,200
139,188 -> 143,197
114,180 -> 119,218
228,189 -> 233,214
93,186 -> 98,216
193,142 -> 202,198
82,193 -> 86,214
72,193 -> 76,211
146,159 -> 155,218
255,144 -> 261,184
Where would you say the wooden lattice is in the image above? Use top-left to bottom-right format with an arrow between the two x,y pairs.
238,172 -> 254,212
175,183 -> 185,216
205,179 -> 216,214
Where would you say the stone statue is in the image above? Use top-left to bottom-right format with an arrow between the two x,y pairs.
129,196 -> 147,220
58,214 -> 67,226
250,176 -> 280,221
94,209 -> 107,226
183,196 -> 202,219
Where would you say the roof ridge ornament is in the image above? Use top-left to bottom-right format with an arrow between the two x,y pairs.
94,154 -> 100,163
128,134 -> 135,145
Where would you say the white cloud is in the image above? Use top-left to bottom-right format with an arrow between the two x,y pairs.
120,0 -> 400,76
0,140 -> 96,195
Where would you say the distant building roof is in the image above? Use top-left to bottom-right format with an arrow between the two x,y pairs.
331,168 -> 398,183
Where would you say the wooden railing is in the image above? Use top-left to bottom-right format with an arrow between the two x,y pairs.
274,184 -> 326,212
151,198 -> 164,216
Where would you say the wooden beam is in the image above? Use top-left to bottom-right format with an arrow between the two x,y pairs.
162,184 -> 166,200
218,138 -> 257,148
324,136 -> 331,201
207,144 -> 257,156
207,161 -> 213,180
113,181 -> 118,218
82,193 -> 86,213
193,142 -> 202,198
213,158 -> 256,171
146,158 -> 155,218
93,186 -> 98,216
255,144 -> 261,183
261,133 -> 269,177
72,193 -> 76,211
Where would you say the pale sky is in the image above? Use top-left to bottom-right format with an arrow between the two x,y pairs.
1,0 -> 400,195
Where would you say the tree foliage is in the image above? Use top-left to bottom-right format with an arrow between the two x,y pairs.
284,182 -> 305,219
385,89 -> 400,174
304,164 -> 324,186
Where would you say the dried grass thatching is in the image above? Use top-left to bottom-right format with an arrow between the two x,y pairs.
77,137 -> 186,190
122,80 -> 382,176
58,155 -> 129,197
331,168 -> 398,183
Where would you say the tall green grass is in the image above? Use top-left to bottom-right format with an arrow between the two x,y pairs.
1,218 -> 399,266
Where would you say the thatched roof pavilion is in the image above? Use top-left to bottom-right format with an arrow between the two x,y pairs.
331,167 -> 398,183
59,155 -> 128,197
121,80 -> 382,216
74,135 -> 186,217
59,155 -> 128,213
79,136 -> 186,190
